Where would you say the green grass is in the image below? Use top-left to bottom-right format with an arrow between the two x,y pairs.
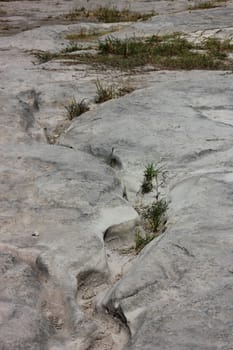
65,6 -> 156,23
33,34 -> 233,71
141,163 -> 158,194
134,164 -> 168,253
134,199 -> 168,253
142,199 -> 168,233
202,37 -> 233,59
95,34 -> 233,70
65,98 -> 89,120
99,34 -> 192,57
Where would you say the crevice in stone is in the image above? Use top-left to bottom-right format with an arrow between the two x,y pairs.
172,243 -> 195,257
73,214 -> 140,349
75,262 -> 131,350
106,147 -> 123,170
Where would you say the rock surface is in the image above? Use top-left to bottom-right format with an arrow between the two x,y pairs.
0,0 -> 233,349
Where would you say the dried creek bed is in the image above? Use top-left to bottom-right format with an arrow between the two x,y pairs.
1,0 -> 233,349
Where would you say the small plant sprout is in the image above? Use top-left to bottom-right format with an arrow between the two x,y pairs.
65,98 -> 89,120
141,163 -> 155,194
134,199 -> 168,253
141,163 -> 166,198
141,163 -> 160,194
142,199 -> 168,233
135,165 -> 168,253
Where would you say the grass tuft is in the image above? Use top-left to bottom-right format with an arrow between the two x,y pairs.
134,199 -> 168,253
95,79 -> 134,103
65,98 -> 89,120
96,34 -> 233,70
202,37 -> 233,59
94,6 -> 156,23
95,79 -> 117,103
65,6 -> 156,23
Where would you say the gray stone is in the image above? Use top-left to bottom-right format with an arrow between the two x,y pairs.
1,0 -> 233,349
62,72 -> 233,349
113,4 -> 233,40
